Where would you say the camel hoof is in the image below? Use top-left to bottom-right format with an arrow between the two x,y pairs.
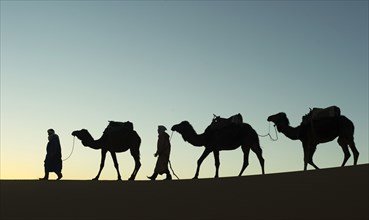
92,177 -> 99,181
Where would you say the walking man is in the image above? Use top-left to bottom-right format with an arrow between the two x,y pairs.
148,125 -> 172,180
40,129 -> 63,180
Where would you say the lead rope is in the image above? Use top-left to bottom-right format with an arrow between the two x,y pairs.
62,136 -> 75,161
168,130 -> 180,180
258,122 -> 278,141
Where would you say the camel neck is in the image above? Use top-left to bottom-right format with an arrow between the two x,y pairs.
181,130 -> 206,147
278,124 -> 301,141
81,135 -> 102,150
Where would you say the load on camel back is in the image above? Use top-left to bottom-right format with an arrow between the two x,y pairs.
104,120 -> 134,134
302,106 -> 341,125
209,113 -> 244,131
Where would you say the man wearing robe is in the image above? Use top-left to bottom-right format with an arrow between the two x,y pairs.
39,129 -> 63,180
147,125 -> 172,180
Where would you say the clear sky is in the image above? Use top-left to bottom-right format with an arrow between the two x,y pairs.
1,0 -> 368,180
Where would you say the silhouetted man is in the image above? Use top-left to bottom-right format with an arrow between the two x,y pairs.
147,125 -> 172,180
39,129 -> 63,180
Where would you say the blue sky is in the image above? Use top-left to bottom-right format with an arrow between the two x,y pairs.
1,0 -> 368,180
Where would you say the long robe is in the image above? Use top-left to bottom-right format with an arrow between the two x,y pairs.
154,132 -> 171,174
44,134 -> 62,173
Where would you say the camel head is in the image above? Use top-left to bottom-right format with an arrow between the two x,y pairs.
171,121 -> 205,147
72,129 -> 88,138
171,121 -> 198,142
267,112 -> 290,131
171,121 -> 192,133
71,129 -> 94,146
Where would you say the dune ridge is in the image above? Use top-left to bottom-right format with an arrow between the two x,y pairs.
1,164 -> 368,220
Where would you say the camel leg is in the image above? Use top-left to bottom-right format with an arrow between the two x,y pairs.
110,152 -> 122,181
239,146 -> 250,176
128,147 -> 141,181
213,150 -> 220,178
338,138 -> 351,167
251,145 -> 265,175
194,148 -> 212,179
348,140 -> 359,165
93,149 -> 107,180
303,144 -> 309,171
302,143 -> 319,170
308,145 -> 319,170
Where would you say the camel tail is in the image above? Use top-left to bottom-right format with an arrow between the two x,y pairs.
130,131 -> 141,160
340,115 -> 355,138
130,142 -> 141,161
137,135 -> 142,160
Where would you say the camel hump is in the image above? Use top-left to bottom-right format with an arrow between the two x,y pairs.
230,113 -> 243,124
104,121 -> 134,134
303,106 -> 341,124
209,113 -> 243,130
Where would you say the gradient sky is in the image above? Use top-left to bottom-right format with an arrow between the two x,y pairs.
1,0 -> 368,180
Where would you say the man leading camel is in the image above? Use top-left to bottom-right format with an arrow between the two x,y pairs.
147,125 -> 172,180
39,129 -> 63,180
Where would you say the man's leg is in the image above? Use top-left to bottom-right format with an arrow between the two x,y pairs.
147,172 -> 158,180
39,170 -> 49,180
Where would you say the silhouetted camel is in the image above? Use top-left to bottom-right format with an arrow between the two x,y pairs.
267,112 -> 359,170
72,122 -> 141,180
171,120 -> 265,179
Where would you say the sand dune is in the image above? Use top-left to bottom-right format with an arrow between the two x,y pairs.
1,164 -> 368,220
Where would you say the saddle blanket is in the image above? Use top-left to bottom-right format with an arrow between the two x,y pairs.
311,106 -> 341,120
210,113 -> 243,130
104,121 -> 134,134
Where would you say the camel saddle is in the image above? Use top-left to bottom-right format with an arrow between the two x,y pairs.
209,113 -> 243,130
302,106 -> 341,124
104,121 -> 134,134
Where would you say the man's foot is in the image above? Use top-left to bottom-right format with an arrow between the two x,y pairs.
57,173 -> 63,180
39,177 -> 48,180
147,175 -> 156,181
165,174 -> 172,180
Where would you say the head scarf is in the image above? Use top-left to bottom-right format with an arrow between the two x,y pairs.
158,125 -> 167,133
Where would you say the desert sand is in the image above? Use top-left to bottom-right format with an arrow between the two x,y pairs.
1,164 -> 368,220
